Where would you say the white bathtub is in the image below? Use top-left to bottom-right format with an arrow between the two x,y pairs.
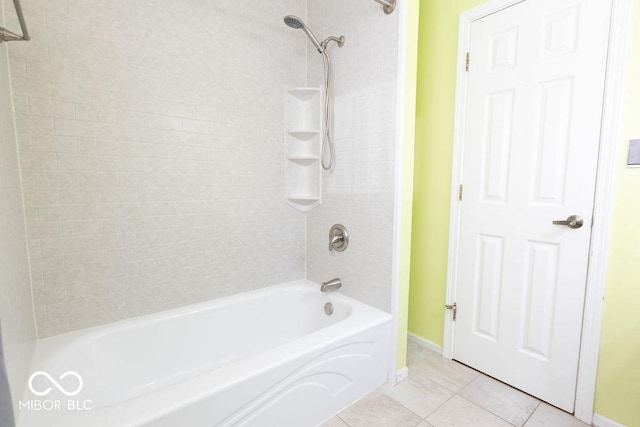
19,280 -> 392,427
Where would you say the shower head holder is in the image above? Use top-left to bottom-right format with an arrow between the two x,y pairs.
284,15 -> 345,54
320,36 -> 345,51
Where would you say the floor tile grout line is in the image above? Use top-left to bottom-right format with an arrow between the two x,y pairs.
403,354 -> 482,421
455,374 -> 543,426
337,414 -> 349,426
452,391 -> 520,426
454,384 -> 539,427
419,391 -> 458,422
392,394 -> 425,421
455,373 -> 480,396
454,386 -> 522,427
407,368 -> 477,395
521,401 -> 542,427
381,369 -> 460,420
334,343 -> 561,427
377,374 -> 454,423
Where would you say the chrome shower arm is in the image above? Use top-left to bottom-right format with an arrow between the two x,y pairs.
322,36 -> 344,46
320,36 -> 345,50
373,0 -> 396,14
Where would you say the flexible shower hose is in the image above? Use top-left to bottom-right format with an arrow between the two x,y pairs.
321,50 -> 335,170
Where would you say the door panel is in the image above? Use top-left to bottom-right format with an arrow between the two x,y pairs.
532,77 -> 573,205
472,234 -> 504,342
481,90 -> 513,203
453,0 -> 611,412
520,240 -> 560,361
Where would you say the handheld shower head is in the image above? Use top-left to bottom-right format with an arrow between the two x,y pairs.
283,15 -> 304,29
283,14 -> 345,170
283,15 -> 324,53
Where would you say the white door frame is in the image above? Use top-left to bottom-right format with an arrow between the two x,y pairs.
390,0 -> 411,385
442,0 -> 633,423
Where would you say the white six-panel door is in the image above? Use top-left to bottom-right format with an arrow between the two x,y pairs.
453,0 -> 612,412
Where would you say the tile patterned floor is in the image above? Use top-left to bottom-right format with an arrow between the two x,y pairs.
322,341 -> 589,427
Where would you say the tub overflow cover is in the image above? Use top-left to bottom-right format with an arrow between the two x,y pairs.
324,302 -> 334,315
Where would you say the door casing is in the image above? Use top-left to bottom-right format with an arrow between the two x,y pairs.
442,0 -> 633,423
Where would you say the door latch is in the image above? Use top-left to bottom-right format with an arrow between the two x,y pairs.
445,302 -> 457,321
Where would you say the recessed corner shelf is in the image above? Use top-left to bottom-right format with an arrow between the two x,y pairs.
287,129 -> 320,139
287,196 -> 320,202
286,196 -> 320,213
287,156 -> 319,165
285,87 -> 322,212
288,88 -> 321,101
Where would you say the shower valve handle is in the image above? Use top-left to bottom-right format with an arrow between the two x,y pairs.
328,224 -> 349,252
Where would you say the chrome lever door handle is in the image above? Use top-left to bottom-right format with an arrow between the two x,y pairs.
552,215 -> 584,229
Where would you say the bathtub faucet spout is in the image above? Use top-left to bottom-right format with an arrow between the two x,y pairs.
321,278 -> 342,292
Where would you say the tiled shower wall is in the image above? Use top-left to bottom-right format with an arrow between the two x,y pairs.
306,0 -> 399,312
5,0 -> 307,337
0,0 -> 36,411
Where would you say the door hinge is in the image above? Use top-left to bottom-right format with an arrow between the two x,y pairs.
446,303 -> 457,321
465,52 -> 470,72
458,184 -> 463,201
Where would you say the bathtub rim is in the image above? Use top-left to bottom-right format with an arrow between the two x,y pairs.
20,279 -> 392,426
31,279 -> 382,353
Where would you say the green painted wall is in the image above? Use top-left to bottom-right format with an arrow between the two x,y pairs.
594,3 -> 640,425
409,0 -> 640,424
409,0 -> 483,345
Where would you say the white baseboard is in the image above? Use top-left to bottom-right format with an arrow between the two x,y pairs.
396,366 -> 408,383
408,332 -> 443,354
592,413 -> 627,427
